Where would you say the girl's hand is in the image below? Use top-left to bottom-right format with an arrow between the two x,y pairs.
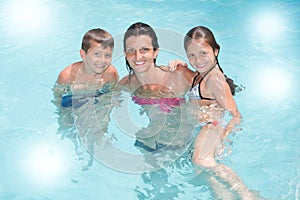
222,112 -> 241,139
168,60 -> 188,72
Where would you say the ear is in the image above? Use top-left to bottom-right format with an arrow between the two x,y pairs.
214,49 -> 219,57
80,49 -> 87,60
154,48 -> 160,59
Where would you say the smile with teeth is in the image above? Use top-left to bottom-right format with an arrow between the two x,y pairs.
95,64 -> 106,68
134,61 -> 146,66
195,64 -> 206,69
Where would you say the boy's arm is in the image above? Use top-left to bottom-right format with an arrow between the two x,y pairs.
56,65 -> 72,85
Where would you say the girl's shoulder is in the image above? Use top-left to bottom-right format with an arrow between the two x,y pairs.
205,68 -> 227,90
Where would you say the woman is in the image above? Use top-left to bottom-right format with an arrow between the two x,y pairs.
118,22 -> 195,152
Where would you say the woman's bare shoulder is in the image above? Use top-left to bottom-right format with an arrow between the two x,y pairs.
172,65 -> 196,84
118,75 -> 130,85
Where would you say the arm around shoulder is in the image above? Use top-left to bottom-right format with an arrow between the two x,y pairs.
175,65 -> 197,85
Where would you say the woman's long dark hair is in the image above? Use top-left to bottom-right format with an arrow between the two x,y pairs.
123,22 -> 159,76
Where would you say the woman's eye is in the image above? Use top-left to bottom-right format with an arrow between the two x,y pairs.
140,47 -> 150,54
126,49 -> 135,54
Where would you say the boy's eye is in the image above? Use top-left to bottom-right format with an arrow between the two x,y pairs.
105,54 -> 112,58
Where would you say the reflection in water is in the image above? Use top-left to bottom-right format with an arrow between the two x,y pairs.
255,67 -> 292,101
25,143 -> 67,183
52,82 -> 116,171
2,0 -> 49,32
252,10 -> 287,41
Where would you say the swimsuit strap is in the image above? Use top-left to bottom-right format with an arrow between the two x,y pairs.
190,66 -> 216,101
191,65 -> 216,88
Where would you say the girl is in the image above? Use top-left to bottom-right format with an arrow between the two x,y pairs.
183,26 -> 241,167
171,26 -> 264,199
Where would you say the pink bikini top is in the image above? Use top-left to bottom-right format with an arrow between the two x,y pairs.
132,95 -> 185,113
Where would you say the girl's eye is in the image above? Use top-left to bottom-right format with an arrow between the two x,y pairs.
200,52 -> 207,56
105,54 -> 111,58
188,53 -> 195,58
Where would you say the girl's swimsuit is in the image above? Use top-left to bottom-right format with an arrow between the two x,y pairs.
188,66 -> 221,127
188,66 -> 216,101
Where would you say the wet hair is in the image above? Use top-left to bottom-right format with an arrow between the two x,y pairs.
184,26 -> 237,95
184,26 -> 220,65
81,28 -> 114,52
123,22 -> 159,75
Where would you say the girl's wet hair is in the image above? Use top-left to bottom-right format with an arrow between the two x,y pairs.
81,28 -> 114,52
184,26 -> 220,64
184,26 -> 237,95
123,22 -> 159,75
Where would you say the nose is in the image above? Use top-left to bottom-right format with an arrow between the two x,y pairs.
101,54 -> 111,62
135,49 -> 143,60
96,55 -> 109,66
195,54 -> 203,63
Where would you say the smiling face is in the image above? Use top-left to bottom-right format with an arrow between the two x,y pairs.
186,39 -> 218,74
80,41 -> 113,75
124,35 -> 159,74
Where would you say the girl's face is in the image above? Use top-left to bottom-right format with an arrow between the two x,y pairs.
125,35 -> 159,74
186,39 -> 218,74
80,41 -> 113,75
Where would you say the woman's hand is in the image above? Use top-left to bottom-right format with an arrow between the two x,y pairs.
168,60 -> 188,72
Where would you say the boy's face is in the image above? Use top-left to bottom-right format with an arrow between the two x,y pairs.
80,41 -> 113,75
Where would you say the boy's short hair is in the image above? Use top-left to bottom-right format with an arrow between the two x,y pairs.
81,28 -> 114,52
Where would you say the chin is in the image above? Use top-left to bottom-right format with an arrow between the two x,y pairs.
95,67 -> 107,74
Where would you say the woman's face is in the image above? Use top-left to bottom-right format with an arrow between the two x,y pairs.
186,39 -> 218,74
125,35 -> 159,74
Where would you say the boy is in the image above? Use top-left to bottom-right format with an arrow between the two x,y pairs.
54,28 -> 119,107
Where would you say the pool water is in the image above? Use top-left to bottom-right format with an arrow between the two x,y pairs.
1,0 -> 300,199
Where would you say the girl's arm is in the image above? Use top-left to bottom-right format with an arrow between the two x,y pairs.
206,73 -> 241,138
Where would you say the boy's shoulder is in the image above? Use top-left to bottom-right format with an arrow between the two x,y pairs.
103,64 -> 119,81
57,62 -> 81,84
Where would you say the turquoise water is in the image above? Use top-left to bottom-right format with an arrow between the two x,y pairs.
0,0 -> 300,199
